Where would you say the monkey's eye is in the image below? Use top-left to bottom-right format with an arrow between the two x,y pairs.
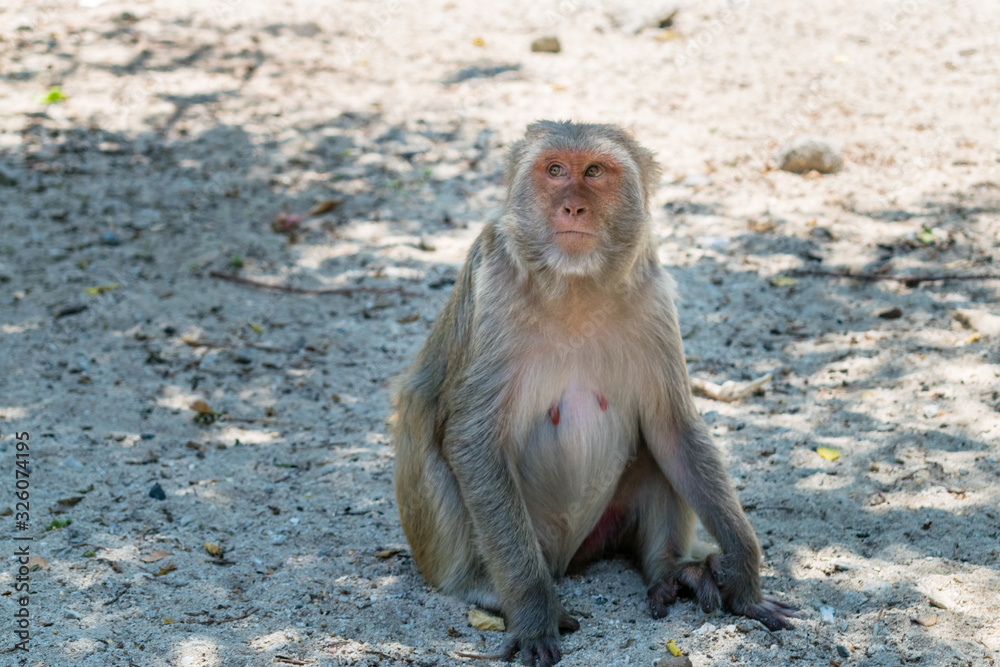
584,164 -> 603,177
547,164 -> 566,177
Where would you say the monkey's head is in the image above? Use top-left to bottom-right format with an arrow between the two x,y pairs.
502,121 -> 660,281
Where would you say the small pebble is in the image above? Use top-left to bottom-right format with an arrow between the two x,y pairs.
199,351 -> 220,369
681,172 -> 711,187
59,455 -> 84,471
692,622 -> 717,636
778,136 -> 843,174
654,658 -> 693,667
926,591 -> 954,609
100,230 -> 121,246
140,433 -> 155,440
878,306 -> 903,319
837,645 -> 849,658
148,482 -> 166,501
531,36 -> 561,53
820,606 -> 835,624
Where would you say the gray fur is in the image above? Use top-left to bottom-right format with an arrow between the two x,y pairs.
392,122 -> 794,667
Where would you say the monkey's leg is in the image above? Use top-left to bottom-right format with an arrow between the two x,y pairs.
612,450 -> 722,618
395,437 -> 500,610
644,420 -> 797,630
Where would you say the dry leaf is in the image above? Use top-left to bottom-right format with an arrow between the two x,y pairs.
204,542 -> 223,558
666,639 -> 682,657
816,446 -> 840,461
308,199 -> 342,216
748,219 -> 776,233
770,276 -> 797,287
468,609 -> 505,632
964,333 -> 980,344
154,563 -> 178,576
374,549 -> 402,559
84,283 -> 121,296
140,550 -> 172,563
27,555 -> 49,571
56,497 -> 84,507
190,400 -> 213,414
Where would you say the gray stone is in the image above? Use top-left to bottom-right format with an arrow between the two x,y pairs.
606,2 -> 680,33
954,308 -> 1000,336
531,36 -> 561,53
778,136 -> 843,174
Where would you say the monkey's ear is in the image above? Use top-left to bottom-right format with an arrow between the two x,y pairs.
632,145 -> 662,209
503,138 -> 528,189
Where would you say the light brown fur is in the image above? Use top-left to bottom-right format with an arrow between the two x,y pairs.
392,121 -> 794,666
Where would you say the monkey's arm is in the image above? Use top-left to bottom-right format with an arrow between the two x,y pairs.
443,351 -> 569,666
641,299 -> 795,630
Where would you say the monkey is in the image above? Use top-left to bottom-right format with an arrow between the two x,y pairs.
391,121 -> 795,666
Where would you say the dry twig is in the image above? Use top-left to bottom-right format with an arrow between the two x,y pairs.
209,270 -> 415,296
789,269 -> 1000,285
180,608 -> 257,625
103,582 -> 132,606
691,373 -> 772,402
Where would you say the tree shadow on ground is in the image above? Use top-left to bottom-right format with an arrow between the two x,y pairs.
1,15 -> 998,662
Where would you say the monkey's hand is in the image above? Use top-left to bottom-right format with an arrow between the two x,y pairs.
712,553 -> 798,631
500,604 -> 578,667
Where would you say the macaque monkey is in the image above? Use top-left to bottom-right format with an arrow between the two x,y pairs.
392,121 -> 795,666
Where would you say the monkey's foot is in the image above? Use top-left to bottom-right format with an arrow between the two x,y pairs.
648,555 -> 723,618
728,595 -> 798,631
501,634 -> 563,667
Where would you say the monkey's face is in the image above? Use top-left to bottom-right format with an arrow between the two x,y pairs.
503,121 -> 658,280
531,150 -> 622,258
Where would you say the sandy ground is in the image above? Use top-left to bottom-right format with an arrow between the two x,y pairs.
1,0 -> 999,665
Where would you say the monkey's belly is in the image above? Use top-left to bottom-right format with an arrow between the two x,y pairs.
515,382 -> 635,575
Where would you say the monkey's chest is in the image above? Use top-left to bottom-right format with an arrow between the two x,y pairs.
513,380 -> 637,573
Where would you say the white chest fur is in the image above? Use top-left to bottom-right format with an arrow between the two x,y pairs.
507,341 -> 640,573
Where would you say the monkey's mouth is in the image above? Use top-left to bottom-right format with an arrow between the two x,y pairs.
554,230 -> 598,254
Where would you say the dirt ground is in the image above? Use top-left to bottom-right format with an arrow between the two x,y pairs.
1,0 -> 999,665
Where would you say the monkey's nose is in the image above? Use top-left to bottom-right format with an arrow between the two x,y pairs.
563,205 -> 586,216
